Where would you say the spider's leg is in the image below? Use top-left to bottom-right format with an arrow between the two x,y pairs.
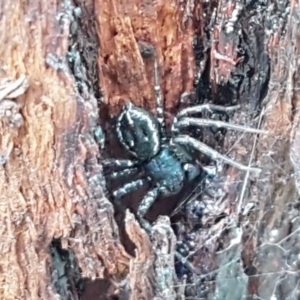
136,186 -> 161,230
154,59 -> 167,143
138,186 -> 160,218
173,135 -> 261,173
137,185 -> 171,230
113,178 -> 148,199
173,117 -> 268,134
107,167 -> 139,181
176,104 -> 240,119
102,159 -> 139,169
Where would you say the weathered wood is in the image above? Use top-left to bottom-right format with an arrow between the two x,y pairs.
0,1 -> 130,299
96,0 -> 195,117
1,0 -> 299,299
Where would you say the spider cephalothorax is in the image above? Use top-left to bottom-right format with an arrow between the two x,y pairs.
117,100 -> 199,191
102,60 -> 266,229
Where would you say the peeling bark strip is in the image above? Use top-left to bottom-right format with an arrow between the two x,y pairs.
125,210 -> 155,300
124,211 -> 177,300
0,1 -> 76,298
96,0 -> 195,115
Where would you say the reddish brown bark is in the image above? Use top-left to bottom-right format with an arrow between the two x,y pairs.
0,1 -> 130,299
1,0 -> 299,299
96,0 -> 195,117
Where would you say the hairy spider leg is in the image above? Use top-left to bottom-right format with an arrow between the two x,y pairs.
102,159 -> 139,169
154,59 -> 167,143
172,104 -> 241,132
176,103 -> 241,119
173,135 -> 261,173
174,117 -> 268,134
113,178 -> 148,199
106,167 -> 140,181
137,185 -> 168,231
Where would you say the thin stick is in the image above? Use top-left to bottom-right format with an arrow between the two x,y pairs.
153,59 -> 167,142
237,107 -> 265,214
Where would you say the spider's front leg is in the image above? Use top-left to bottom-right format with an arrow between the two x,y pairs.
176,103 -> 240,119
172,103 -> 267,134
173,117 -> 267,134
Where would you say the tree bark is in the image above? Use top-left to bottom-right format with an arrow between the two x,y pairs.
0,0 -> 299,299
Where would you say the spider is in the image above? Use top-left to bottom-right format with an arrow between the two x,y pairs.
102,60 -> 266,230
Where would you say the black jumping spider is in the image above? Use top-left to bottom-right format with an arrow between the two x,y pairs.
102,60 -> 266,229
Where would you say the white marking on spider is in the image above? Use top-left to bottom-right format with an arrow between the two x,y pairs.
126,103 -> 160,155
157,107 -> 163,114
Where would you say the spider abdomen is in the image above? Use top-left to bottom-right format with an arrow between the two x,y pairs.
144,148 -> 185,195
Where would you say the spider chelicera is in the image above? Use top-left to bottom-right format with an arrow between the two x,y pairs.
102,60 -> 266,230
